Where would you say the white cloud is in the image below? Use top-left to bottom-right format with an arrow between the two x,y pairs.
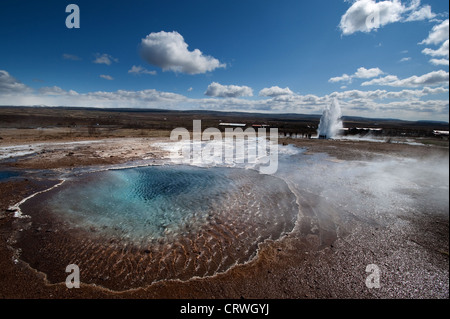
420,19 -> 449,45
1,70 -> 448,122
404,4 -> 436,22
140,31 -> 226,74
99,74 -> 114,80
93,53 -> 119,65
340,0 -> 438,35
62,53 -> 81,61
399,57 -> 411,62
354,67 -> 385,78
128,65 -> 157,75
394,71 -> 449,87
340,0 -> 406,35
1,85 -> 447,121
39,86 -> 79,96
362,75 -> 400,86
12,87 -> 189,109
420,20 -> 449,66
0,70 -> 32,94
422,86 -> 449,95
329,74 -> 353,83
197,88 -> 449,120
330,86 -> 448,100
422,39 -> 449,58
329,67 -> 384,83
259,86 -> 294,97
430,58 -> 449,66
362,70 -> 449,87
85,89 -> 187,104
204,82 -> 253,98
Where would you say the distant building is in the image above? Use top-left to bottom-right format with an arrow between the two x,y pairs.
433,130 -> 449,137
219,123 -> 246,127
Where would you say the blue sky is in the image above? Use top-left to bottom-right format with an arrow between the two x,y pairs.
0,0 -> 448,121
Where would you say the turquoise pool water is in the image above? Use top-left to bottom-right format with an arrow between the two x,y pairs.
17,164 -> 299,289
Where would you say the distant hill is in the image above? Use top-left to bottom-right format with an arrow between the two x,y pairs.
0,106 -> 448,137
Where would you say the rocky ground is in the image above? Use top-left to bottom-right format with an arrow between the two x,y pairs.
0,129 -> 448,299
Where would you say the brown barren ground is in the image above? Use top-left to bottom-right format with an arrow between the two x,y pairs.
0,110 -> 448,299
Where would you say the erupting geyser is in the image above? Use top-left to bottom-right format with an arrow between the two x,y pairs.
317,99 -> 343,139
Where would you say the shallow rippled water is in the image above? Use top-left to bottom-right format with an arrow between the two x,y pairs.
17,165 -> 299,290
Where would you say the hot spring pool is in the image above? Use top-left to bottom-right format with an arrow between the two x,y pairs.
45,165 -> 298,241
16,164 -> 299,290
